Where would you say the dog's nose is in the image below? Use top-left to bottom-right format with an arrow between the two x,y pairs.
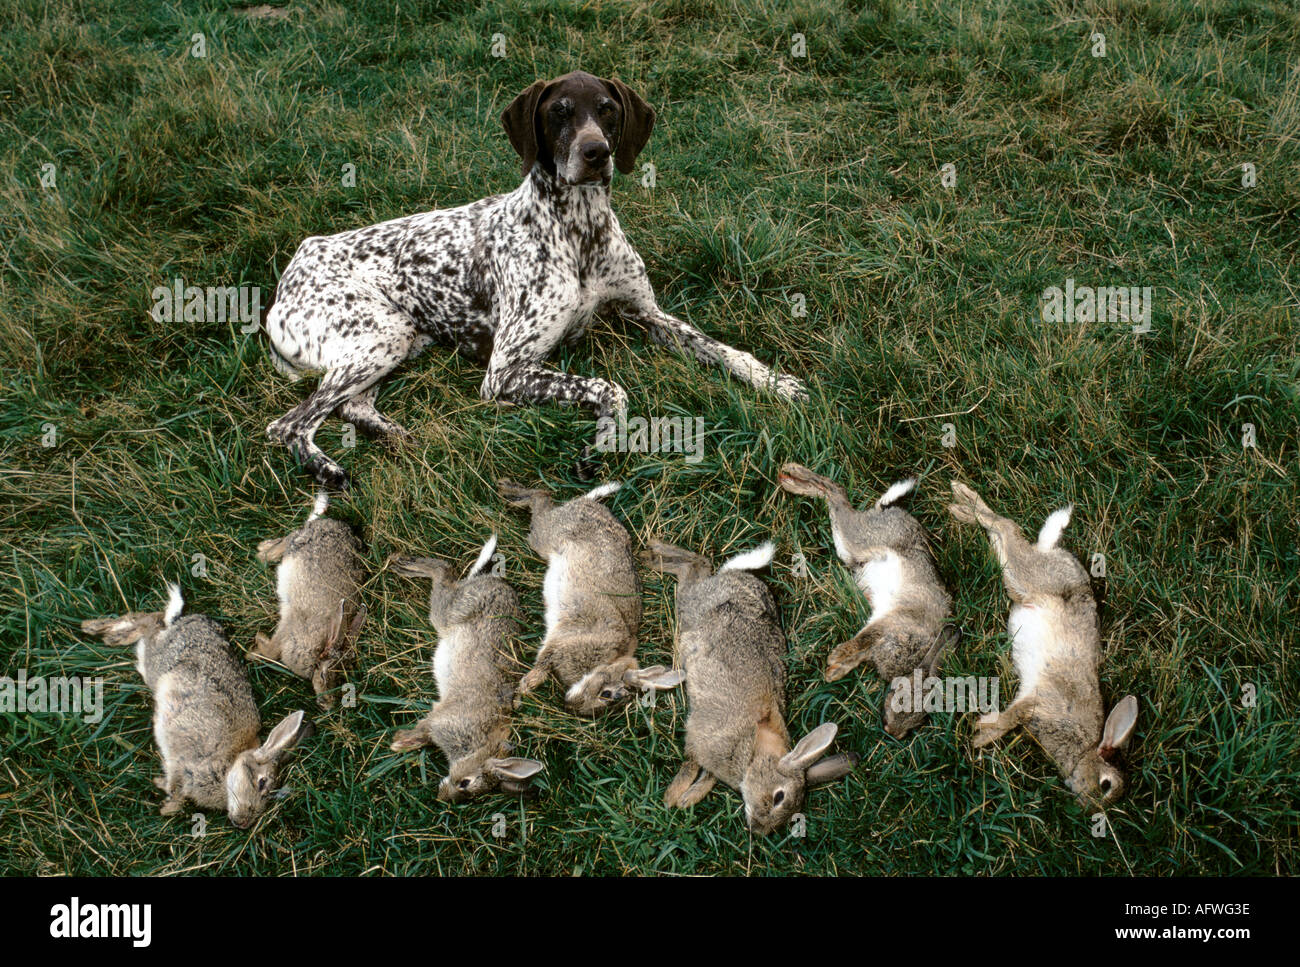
581,141 -> 611,165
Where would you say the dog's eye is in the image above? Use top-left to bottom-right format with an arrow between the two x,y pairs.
550,101 -> 571,118
598,100 -> 616,115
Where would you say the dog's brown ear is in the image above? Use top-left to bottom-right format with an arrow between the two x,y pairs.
604,77 -> 655,175
502,79 -> 548,175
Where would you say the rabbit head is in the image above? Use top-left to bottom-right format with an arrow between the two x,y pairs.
439,754 -> 544,803
741,721 -> 852,835
564,659 -> 685,715
1065,695 -> 1139,806
224,710 -> 309,827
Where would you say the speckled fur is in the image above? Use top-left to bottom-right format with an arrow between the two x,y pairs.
778,463 -> 956,738
264,70 -> 808,489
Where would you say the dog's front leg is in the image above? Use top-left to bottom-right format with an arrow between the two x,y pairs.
480,358 -> 628,418
480,287 -> 630,416
481,355 -> 625,479
616,285 -> 808,401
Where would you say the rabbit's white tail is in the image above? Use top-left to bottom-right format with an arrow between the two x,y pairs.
164,583 -> 184,626
468,534 -> 498,578
1036,506 -> 1073,551
876,478 -> 917,508
583,481 -> 622,502
721,542 -> 775,572
307,492 -> 330,523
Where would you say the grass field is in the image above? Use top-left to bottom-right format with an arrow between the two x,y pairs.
2,0 -> 1297,876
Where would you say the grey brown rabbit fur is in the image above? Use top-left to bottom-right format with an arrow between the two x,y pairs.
948,481 -> 1139,806
388,536 -> 545,802
254,493 -> 367,710
499,479 -> 682,715
82,585 -> 308,827
778,463 -> 957,738
640,540 -> 856,835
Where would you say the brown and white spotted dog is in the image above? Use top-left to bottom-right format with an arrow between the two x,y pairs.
264,70 -> 808,489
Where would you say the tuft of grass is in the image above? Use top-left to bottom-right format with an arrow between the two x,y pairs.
1,0 -> 1296,875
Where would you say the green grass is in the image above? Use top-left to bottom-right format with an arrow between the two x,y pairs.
2,0 -> 1298,875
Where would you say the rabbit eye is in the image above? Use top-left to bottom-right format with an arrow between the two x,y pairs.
458,778 -> 472,789
600,689 -> 614,699
257,777 -> 268,793
773,790 -> 785,806
1100,778 -> 1112,793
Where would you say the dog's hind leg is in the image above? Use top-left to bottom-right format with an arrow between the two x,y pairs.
267,304 -> 415,489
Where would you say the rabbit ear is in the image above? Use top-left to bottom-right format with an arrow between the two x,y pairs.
344,604 -> 368,649
1099,695 -> 1138,755
325,599 -> 346,646
779,722 -> 838,774
804,752 -> 859,786
923,626 -> 961,675
487,757 -> 544,781
498,778 -> 540,796
256,710 -> 307,762
624,665 -> 685,690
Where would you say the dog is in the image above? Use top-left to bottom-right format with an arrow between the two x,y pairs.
264,70 -> 807,489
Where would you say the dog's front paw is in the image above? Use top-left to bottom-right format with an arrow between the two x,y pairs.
311,459 -> 351,492
378,424 -> 416,453
771,372 -> 809,402
266,417 -> 292,444
598,382 -> 629,422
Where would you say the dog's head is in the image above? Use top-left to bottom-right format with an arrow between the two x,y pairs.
501,70 -> 655,185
